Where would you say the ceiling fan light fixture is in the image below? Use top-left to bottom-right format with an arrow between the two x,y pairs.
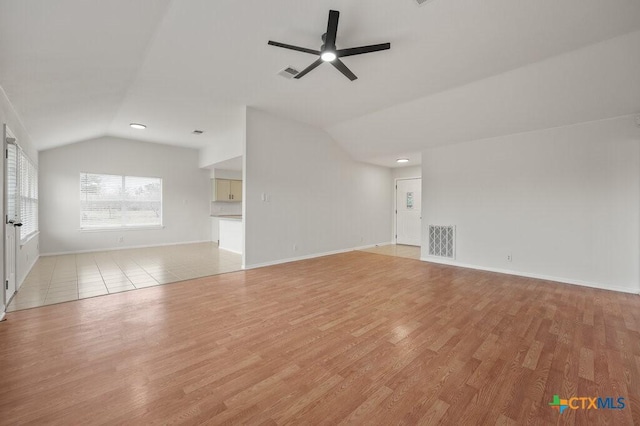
320,51 -> 337,62
268,10 -> 390,81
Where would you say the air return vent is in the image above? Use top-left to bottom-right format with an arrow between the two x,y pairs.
278,66 -> 299,79
428,225 -> 455,259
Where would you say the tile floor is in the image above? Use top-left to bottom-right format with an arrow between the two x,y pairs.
359,243 -> 421,260
7,242 -> 241,312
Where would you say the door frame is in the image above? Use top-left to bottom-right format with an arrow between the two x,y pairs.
1,124 -> 4,313
2,124 -> 19,309
394,176 -> 422,246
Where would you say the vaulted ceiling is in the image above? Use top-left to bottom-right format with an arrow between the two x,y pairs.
1,0 -> 639,167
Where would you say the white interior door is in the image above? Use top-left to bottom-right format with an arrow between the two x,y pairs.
396,178 -> 422,246
4,127 -> 19,302
5,221 -> 16,300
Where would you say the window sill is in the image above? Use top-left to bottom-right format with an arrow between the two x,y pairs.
20,231 -> 39,247
79,226 -> 165,233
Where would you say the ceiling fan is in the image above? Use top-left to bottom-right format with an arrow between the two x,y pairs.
268,10 -> 390,81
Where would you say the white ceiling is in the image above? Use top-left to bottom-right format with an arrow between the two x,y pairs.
1,0 -> 639,167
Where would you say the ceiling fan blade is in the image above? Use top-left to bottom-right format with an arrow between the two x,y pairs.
294,58 -> 324,79
337,43 -> 391,58
332,58 -> 357,81
324,10 -> 340,49
268,41 -> 320,56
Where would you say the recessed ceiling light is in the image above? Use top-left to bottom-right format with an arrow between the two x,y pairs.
130,123 -> 146,130
396,158 -> 409,163
321,51 -> 337,62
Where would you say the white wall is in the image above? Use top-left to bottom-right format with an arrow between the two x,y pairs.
244,108 -> 392,268
393,165 -> 421,180
212,168 -> 242,180
421,115 -> 640,293
199,108 -> 246,168
39,136 -> 211,254
211,202 -> 242,217
0,86 -> 39,314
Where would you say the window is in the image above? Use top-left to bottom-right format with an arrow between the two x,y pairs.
6,144 -> 18,223
80,173 -> 162,229
19,152 -> 38,242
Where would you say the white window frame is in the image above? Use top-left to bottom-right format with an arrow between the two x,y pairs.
18,151 -> 38,244
79,172 -> 163,231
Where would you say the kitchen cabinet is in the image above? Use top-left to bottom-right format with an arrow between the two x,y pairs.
230,180 -> 242,201
218,216 -> 243,254
211,217 -> 219,243
212,179 -> 242,202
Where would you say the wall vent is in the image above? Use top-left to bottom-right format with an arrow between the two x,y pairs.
428,225 -> 455,259
278,66 -> 299,79
192,130 -> 204,135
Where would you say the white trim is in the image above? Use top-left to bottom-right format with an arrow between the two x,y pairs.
79,226 -> 165,232
17,253 -> 39,290
420,256 -> 640,295
354,242 -> 393,251
0,310 -> 5,321
40,240 -> 212,257
244,242 -> 392,270
2,124 -> 8,316
219,247 -> 242,255
373,242 -> 395,247
20,230 -> 39,247
17,149 -> 39,242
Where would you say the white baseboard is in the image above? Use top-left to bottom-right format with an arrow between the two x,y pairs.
17,254 -> 39,290
219,247 -> 242,255
244,241 -> 392,270
41,240 -> 213,257
2,253 -> 39,316
420,256 -> 640,295
353,241 -> 393,251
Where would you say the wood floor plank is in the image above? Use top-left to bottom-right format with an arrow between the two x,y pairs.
1,251 -> 640,424
578,346 -> 595,381
522,340 -> 544,371
417,398 -> 450,425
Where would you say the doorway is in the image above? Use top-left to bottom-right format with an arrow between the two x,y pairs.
395,178 -> 421,246
3,125 -> 20,305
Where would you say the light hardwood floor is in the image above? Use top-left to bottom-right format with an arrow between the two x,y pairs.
1,251 -> 639,424
7,242 -> 241,312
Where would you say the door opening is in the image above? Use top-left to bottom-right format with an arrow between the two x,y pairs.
3,125 -> 20,305
395,178 -> 422,246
